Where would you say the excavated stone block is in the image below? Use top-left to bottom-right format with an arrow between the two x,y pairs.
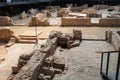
58,36 -> 70,48
12,66 -> 20,74
41,67 -> 54,77
73,29 -> 82,40
54,68 -> 62,74
49,30 -> 59,39
13,51 -> 47,80
44,56 -> 54,67
106,30 -> 112,42
53,57 -> 66,71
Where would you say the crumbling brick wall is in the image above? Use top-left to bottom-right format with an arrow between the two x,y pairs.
61,17 -> 91,26
0,16 -> 14,26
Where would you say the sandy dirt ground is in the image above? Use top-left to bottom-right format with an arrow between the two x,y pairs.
8,26 -> 120,39
0,44 -> 34,80
53,41 -> 115,80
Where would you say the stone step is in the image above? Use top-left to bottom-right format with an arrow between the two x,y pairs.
18,40 -> 36,44
20,37 -> 37,40
19,31 -> 43,37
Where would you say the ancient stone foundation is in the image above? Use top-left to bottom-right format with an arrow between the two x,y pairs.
12,30 -> 82,80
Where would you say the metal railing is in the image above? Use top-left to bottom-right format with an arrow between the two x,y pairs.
100,51 -> 120,80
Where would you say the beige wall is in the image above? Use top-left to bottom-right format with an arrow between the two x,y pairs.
61,17 -> 120,27
0,16 -> 14,26
99,18 -> 120,27
61,18 -> 91,26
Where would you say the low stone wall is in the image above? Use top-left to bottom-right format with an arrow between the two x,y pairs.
61,17 -> 91,26
106,31 -> 120,50
13,38 -> 57,80
99,18 -> 120,27
61,17 -> 120,27
0,16 -> 14,26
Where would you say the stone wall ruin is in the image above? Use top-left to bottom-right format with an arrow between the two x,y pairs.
106,30 -> 120,50
12,30 -> 82,80
61,17 -> 120,27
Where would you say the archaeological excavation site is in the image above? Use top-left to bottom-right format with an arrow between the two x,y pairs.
0,0 -> 120,80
